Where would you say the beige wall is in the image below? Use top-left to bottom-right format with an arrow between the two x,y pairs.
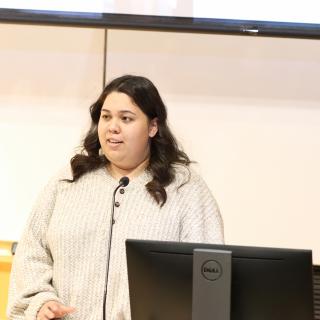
0,24 -> 104,237
107,30 -> 320,262
1,24 -> 320,263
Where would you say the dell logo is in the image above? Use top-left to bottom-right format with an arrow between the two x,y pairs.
201,260 -> 222,281
203,267 -> 219,273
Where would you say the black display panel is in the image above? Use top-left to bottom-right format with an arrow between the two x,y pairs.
126,239 -> 314,320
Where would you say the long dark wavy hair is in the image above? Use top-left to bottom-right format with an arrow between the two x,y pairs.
69,75 -> 191,206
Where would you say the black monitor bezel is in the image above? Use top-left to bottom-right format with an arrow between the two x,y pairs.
126,239 -> 314,320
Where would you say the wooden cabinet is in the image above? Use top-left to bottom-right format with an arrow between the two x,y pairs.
0,241 -> 14,320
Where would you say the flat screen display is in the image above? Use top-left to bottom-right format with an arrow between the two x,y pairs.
0,0 -> 319,38
126,239 -> 314,320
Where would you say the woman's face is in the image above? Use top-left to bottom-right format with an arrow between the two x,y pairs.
98,91 -> 158,173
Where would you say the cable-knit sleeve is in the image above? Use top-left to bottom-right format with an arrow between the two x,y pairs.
178,169 -> 224,244
7,173 -> 65,320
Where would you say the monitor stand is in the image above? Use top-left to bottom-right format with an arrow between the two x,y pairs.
192,248 -> 232,320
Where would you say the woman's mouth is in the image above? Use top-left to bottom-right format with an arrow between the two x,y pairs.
107,138 -> 123,145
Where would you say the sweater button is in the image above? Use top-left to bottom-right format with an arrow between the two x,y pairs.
115,201 -> 120,207
120,188 -> 125,194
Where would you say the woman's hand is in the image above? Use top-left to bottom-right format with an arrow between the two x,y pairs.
37,300 -> 75,319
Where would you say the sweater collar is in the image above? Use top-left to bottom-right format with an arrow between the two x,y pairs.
98,167 -> 152,189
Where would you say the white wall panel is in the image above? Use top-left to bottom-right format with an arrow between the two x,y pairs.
106,30 -> 320,263
0,24 -> 105,240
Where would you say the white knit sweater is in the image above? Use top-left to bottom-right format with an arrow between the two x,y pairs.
7,165 -> 224,320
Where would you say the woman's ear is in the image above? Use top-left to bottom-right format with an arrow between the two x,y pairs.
149,118 -> 158,138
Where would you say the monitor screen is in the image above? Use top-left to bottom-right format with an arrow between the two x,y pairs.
126,239 -> 314,320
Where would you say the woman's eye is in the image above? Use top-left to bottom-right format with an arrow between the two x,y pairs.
101,114 -> 110,120
122,116 -> 133,123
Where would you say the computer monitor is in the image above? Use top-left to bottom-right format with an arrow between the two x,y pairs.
126,239 -> 314,320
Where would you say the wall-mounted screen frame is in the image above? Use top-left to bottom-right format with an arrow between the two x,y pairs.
0,7 -> 319,39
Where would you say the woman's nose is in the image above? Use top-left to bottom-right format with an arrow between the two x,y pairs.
108,118 -> 120,133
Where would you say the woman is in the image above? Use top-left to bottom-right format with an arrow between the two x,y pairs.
8,75 -> 224,320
